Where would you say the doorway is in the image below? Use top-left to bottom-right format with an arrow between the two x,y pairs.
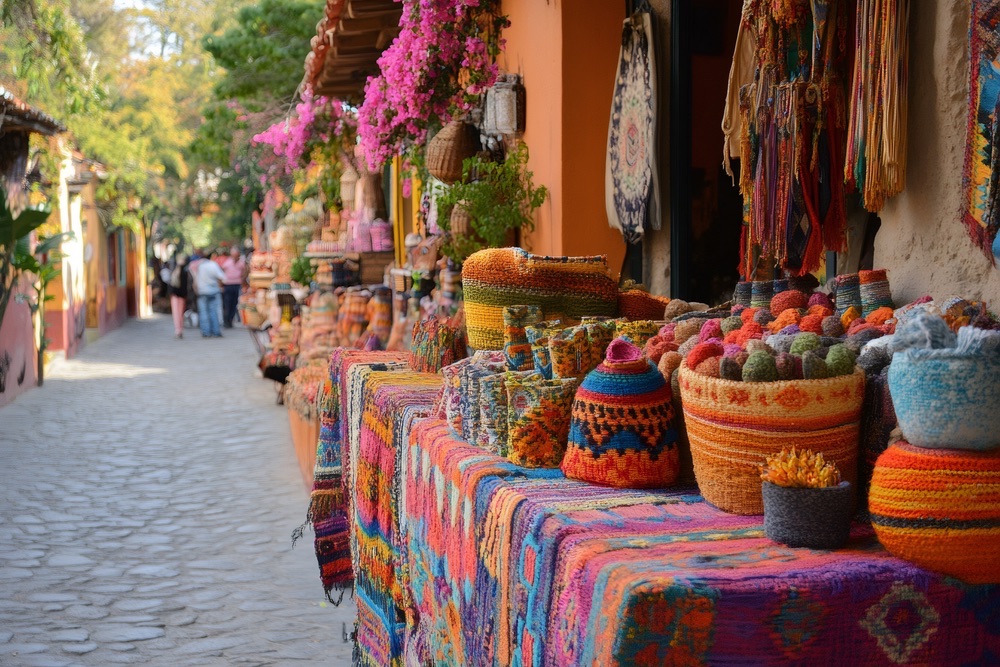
670,0 -> 743,303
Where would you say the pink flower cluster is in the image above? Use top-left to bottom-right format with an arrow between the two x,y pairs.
358,0 -> 508,170
253,90 -> 351,176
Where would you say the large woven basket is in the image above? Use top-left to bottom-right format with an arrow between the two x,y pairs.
869,442 -> 1000,584
678,364 -> 864,514
462,248 -> 619,350
426,121 -> 479,184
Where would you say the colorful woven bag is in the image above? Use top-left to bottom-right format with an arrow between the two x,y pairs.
562,339 -> 678,488
503,305 -> 542,371
462,248 -> 619,350
409,317 -> 469,373
460,361 -> 506,443
478,370 -> 541,456
869,442 -> 1000,584
678,364 -> 864,514
505,374 -> 578,468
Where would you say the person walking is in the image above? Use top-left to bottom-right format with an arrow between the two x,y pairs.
196,250 -> 226,338
168,255 -> 191,339
221,246 -> 245,328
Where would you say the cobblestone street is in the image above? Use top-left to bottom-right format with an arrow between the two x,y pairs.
0,315 -> 354,666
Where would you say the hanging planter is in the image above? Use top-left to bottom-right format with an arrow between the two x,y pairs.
425,121 -> 480,185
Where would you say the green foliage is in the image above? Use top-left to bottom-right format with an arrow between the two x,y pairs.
436,143 -> 548,263
0,184 -> 55,334
289,256 -> 315,286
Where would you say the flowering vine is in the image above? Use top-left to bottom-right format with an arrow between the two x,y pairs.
253,90 -> 355,180
358,0 -> 509,170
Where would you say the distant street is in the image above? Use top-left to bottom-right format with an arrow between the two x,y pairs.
0,315 -> 354,666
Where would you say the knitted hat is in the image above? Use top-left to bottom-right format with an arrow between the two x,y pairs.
562,338 -> 678,488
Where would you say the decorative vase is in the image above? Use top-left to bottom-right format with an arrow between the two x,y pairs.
762,480 -> 854,549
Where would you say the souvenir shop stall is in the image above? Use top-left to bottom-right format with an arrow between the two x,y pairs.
294,244 -> 999,666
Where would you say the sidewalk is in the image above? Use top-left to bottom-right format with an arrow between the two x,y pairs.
0,315 -> 354,666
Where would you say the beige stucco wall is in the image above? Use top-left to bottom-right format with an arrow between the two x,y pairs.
876,0 -> 1000,304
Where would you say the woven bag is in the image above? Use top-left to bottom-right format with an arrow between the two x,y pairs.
678,364 -> 864,514
426,121 -> 479,185
888,349 -> 1000,450
463,248 -> 619,350
869,442 -> 1000,584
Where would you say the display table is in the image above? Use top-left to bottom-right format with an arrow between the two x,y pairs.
401,419 -> 1000,667
287,409 -> 319,489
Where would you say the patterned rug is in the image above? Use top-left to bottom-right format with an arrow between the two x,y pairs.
962,0 -> 1000,260
294,349 -> 408,602
404,419 -> 1000,666
352,371 -> 441,667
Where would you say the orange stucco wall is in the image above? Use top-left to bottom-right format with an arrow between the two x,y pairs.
501,0 -> 625,275
500,0 -> 562,256
560,2 -> 625,271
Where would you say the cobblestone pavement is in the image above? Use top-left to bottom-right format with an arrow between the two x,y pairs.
0,315 -> 355,666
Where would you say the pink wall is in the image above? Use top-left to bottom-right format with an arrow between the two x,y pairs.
0,277 -> 38,408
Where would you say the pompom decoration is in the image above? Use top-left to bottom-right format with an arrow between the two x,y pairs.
770,290 -> 809,314
742,351 -> 779,382
821,316 -> 845,337
802,351 -> 830,379
767,309 -> 802,334
562,338 -> 679,488
808,292 -> 834,310
687,341 -> 725,370
740,307 -> 760,323
807,304 -> 834,318
673,319 -> 702,344
774,352 -> 800,380
699,318 -> 724,343
694,356 -> 722,377
644,335 -> 675,364
753,308 -> 776,326
826,344 -> 857,377
866,306 -> 895,326
789,332 -> 822,355
841,306 -> 862,329
721,316 -> 744,334
657,351 -> 683,382
798,314 -> 825,335
719,356 -> 742,381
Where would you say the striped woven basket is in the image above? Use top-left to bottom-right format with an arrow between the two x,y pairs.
678,364 -> 864,514
462,248 -> 619,350
869,442 -> 1000,584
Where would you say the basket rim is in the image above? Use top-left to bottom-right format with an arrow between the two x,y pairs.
679,362 -> 865,388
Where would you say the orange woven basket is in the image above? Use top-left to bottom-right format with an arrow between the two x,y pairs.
678,364 -> 864,514
869,442 -> 1000,584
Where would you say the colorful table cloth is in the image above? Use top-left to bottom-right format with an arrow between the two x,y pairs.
404,419 -> 1000,667
351,370 -> 441,667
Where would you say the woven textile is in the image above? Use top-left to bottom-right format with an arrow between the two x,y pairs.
478,371 -> 540,455
859,269 -> 894,316
503,305 -> 541,371
962,0 -> 1000,260
678,364 -> 864,514
562,339 -> 679,488
614,319 -> 661,348
870,442 -> 1000,584
353,371 -> 440,667
297,349 -> 408,601
403,420 -> 1000,666
462,248 -> 618,350
283,361 -> 326,421
437,352 -> 505,435
506,375 -> 578,468
460,362 -> 505,444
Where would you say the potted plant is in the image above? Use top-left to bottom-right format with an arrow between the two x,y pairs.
436,142 -> 548,264
760,447 -> 854,549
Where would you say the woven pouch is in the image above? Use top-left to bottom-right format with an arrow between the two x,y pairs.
503,305 -> 542,371
463,248 -> 619,350
479,371 -> 541,455
460,361 -> 506,443
615,319 -> 662,348
506,375 -> 578,468
408,317 -> 468,373
678,364 -> 864,514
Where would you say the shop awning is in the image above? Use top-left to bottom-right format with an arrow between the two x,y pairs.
303,0 -> 402,100
0,86 -> 65,136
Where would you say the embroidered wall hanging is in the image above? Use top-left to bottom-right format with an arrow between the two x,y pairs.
606,10 -> 660,244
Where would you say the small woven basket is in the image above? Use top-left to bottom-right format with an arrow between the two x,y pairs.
678,364 -> 864,514
426,121 -> 479,184
888,350 -> 1000,450
762,481 -> 854,549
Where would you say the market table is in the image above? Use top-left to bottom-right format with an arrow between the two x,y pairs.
402,419 -> 1000,667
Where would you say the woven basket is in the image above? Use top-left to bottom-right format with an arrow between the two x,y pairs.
888,350 -> 1000,450
462,248 -> 619,350
678,364 -> 864,514
869,442 -> 1000,584
449,202 -> 471,237
426,121 -> 479,185
762,481 -> 854,549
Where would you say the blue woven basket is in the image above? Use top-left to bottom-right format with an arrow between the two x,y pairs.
888,350 -> 1000,450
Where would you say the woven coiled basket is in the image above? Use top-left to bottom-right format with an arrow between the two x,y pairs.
426,121 -> 479,184
678,364 -> 864,514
